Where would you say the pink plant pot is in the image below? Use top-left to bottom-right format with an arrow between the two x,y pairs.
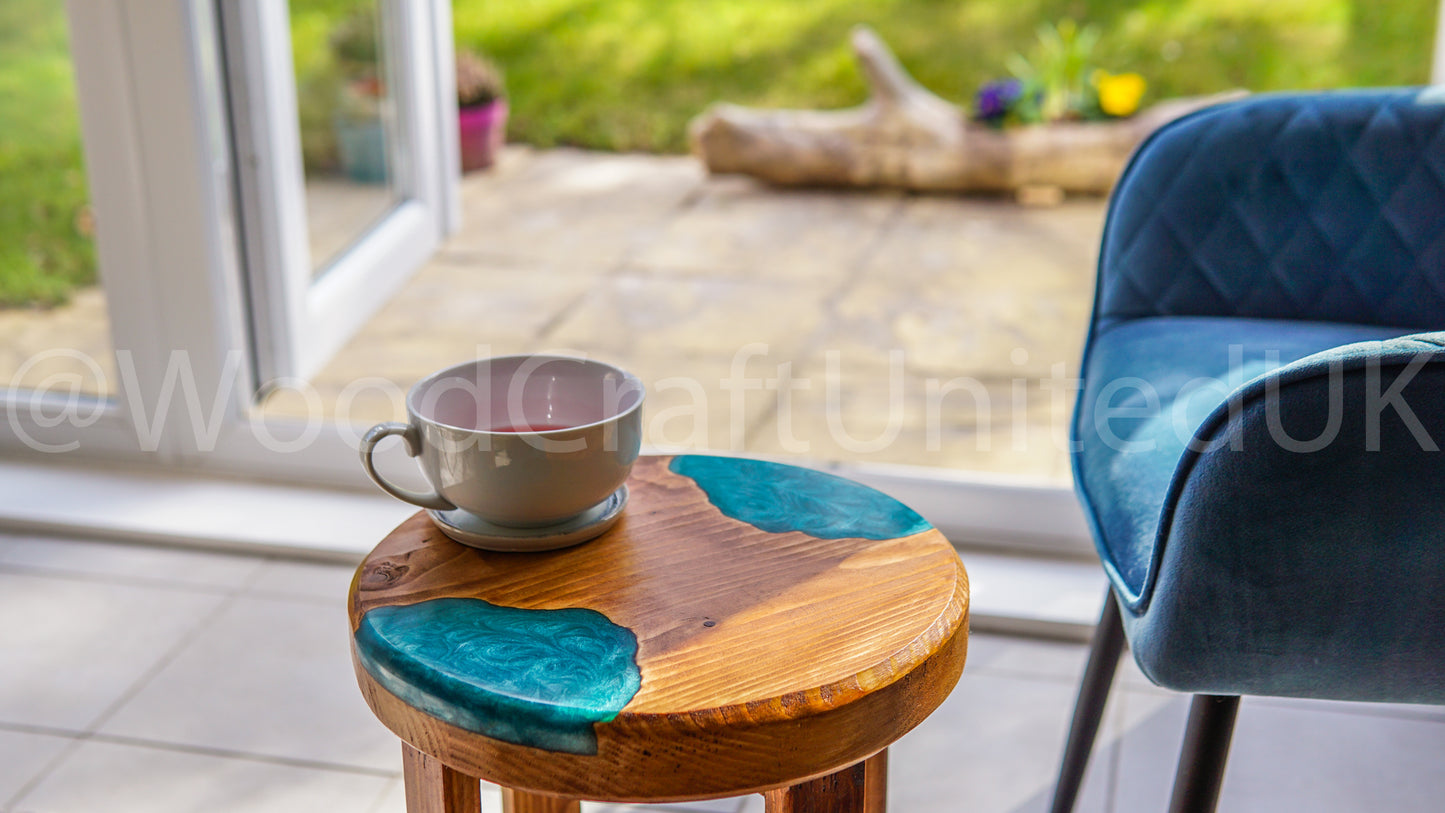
458,99 -> 508,172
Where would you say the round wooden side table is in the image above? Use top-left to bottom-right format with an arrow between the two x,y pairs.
349,454 -> 969,812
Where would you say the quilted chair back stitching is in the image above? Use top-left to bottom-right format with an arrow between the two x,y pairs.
1094,89 -> 1445,332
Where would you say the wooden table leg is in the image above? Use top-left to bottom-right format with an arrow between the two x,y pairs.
403,743 -> 481,813
501,788 -> 581,813
864,748 -> 888,813
764,749 -> 888,813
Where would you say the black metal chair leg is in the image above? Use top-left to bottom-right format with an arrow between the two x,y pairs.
1167,694 -> 1240,813
1049,592 -> 1126,813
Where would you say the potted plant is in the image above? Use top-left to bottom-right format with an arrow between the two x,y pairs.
974,20 -> 1147,127
330,9 -> 390,183
455,49 -> 507,172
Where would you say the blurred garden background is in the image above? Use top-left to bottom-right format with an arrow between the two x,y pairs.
2,0 -> 1438,308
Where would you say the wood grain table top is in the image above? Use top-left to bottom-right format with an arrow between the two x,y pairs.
349,454 -> 969,801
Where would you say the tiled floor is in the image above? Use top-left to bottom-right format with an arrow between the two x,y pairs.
3,532 -> 1444,812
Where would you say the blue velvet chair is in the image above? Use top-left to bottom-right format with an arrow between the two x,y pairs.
1050,88 -> 1445,813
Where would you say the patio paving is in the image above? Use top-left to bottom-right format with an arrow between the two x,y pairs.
0,145 -> 1102,481
4,531 -> 1445,812
0,288 -> 113,398
261,146 -> 1107,482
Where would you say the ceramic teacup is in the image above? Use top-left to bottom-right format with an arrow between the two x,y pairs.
360,355 -> 644,528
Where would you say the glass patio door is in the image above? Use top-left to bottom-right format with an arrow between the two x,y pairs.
221,0 -> 457,384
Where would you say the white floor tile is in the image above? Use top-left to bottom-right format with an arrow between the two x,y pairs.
0,572 -> 227,731
367,777 -> 404,813
884,670 -> 1113,813
1250,694 -> 1445,723
1113,693 -> 1445,812
10,740 -> 390,813
0,535 -> 264,590
244,559 -> 360,604
964,632 -> 1090,684
0,729 -> 75,807
97,594 -> 396,772
962,553 -> 1105,637
966,630 -> 1176,698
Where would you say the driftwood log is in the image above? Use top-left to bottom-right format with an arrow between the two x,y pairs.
688,25 -> 1245,195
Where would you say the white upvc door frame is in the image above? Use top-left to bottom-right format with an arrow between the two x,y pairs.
0,0 -> 255,466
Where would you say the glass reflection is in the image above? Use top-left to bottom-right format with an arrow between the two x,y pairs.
290,0 -> 402,276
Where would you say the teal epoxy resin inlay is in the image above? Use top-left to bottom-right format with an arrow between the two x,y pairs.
354,598 -> 641,755
670,454 -> 932,540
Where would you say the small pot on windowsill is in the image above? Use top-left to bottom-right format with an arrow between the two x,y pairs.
458,97 -> 508,172
455,50 -> 507,172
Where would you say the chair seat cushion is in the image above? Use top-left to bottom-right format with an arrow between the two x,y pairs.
1073,316 -> 1409,600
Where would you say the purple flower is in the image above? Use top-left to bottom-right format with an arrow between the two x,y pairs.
975,79 -> 1022,120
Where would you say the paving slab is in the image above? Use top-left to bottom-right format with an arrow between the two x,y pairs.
0,286 -> 114,396
447,146 -> 705,267
632,177 -> 904,283
545,271 -> 827,360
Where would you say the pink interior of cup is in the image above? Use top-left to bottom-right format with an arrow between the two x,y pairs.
410,356 -> 643,432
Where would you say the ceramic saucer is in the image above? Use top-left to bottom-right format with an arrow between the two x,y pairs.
427,486 -> 628,552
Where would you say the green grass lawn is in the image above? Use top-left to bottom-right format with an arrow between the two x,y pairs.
0,0 -> 95,307
0,0 -> 1437,307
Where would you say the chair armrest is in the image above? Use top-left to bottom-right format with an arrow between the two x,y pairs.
1128,333 -> 1445,703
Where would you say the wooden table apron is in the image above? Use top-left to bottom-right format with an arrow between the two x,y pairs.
349,455 -> 970,803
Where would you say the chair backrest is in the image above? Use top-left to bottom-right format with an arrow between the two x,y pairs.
1095,89 -> 1445,332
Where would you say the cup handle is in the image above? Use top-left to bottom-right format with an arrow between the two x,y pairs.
359,422 -> 457,511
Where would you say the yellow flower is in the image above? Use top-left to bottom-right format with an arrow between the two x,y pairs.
1095,71 -> 1147,117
